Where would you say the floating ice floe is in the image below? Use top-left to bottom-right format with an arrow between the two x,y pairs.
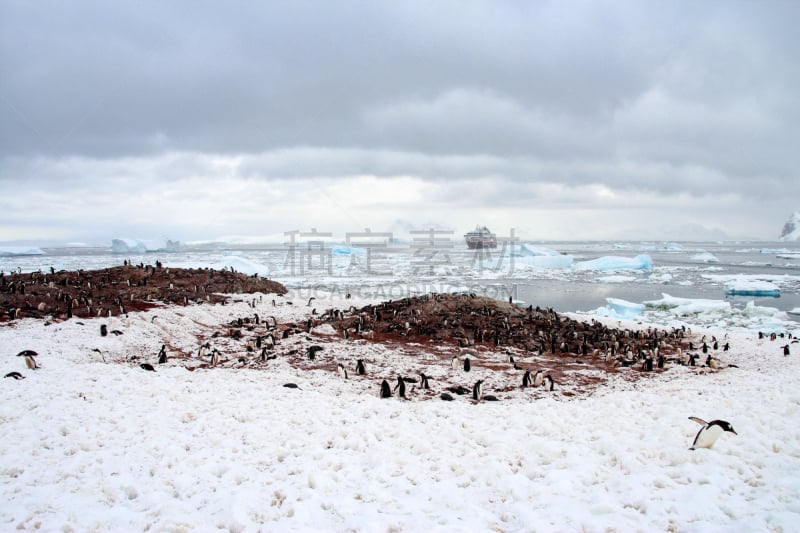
0,246 -> 45,257
111,238 -> 182,253
724,279 -> 781,297
595,298 -> 644,319
331,245 -> 366,256
663,242 -> 684,251
644,294 -> 731,316
690,252 -> 719,263
596,275 -> 636,283
574,254 -> 651,271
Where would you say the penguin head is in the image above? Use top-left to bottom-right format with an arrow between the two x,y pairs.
712,420 -> 738,435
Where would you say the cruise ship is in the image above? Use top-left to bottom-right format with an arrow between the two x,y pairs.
464,226 -> 497,249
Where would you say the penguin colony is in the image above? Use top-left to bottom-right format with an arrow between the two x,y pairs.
0,264 -> 287,321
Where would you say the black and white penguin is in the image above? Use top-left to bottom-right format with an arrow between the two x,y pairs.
706,355 -> 718,369
522,370 -> 532,388
210,349 -> 220,367
100,324 -> 108,337
543,374 -> 555,391
394,375 -> 406,398
283,383 -> 300,389
463,357 -> 471,372
24,354 -> 38,370
4,371 -> 25,380
419,372 -> 430,389
783,345 -> 790,356
140,363 -> 156,372
533,369 -> 544,388
337,362 -> 348,380
451,356 -> 459,370
688,417 -> 737,450
157,345 -> 167,364
472,379 -> 484,401
307,345 -> 323,360
355,359 -> 366,375
380,379 -> 392,398
440,392 -> 454,401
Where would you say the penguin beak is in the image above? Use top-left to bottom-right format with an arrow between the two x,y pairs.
731,430 -> 738,435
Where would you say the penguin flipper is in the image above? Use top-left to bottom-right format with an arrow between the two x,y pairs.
688,416 -> 708,426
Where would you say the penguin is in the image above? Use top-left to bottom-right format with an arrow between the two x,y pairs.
463,357 -> 471,372
355,359 -> 366,375
157,345 -> 167,364
472,379 -> 484,401
24,355 -> 38,370
210,349 -> 220,367
783,345 -> 790,356
380,379 -> 392,398
543,374 -> 555,391
440,392 -> 454,401
337,362 -> 348,380
522,369 -> 532,388
394,375 -> 406,398
307,345 -> 323,360
419,372 -> 430,389
533,369 -> 544,388
140,363 -> 156,372
451,356 -> 459,370
688,417 -> 737,450
283,383 -> 300,389
706,355 -> 718,369
4,371 -> 25,380
100,324 -> 108,337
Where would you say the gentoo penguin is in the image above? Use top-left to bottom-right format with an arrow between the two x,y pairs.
419,372 -> 430,389
337,362 -> 348,380
355,359 -> 366,375
472,379 -> 484,401
157,345 -> 167,364
210,349 -> 220,367
24,354 -> 38,370
688,417 -> 737,450
783,345 -> 791,356
380,379 -> 392,398
283,383 -> 300,389
440,392 -> 454,401
706,355 -> 718,369
394,375 -> 406,398
307,345 -> 323,360
100,324 -> 108,337
522,369 -> 532,388
463,357 -> 471,372
451,356 -> 459,370
533,369 -> 544,388
543,374 -> 555,391
140,363 -> 156,372
4,371 -> 25,380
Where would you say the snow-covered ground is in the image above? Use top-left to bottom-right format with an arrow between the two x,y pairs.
2,291 -> 800,531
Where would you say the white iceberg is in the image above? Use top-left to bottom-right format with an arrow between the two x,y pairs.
0,246 -> 45,257
663,242 -> 684,251
574,254 -> 652,271
724,279 -> 781,297
595,298 -> 645,319
111,238 -> 182,253
690,252 -> 719,263
331,245 -> 366,256
778,211 -> 800,242
644,294 -> 731,316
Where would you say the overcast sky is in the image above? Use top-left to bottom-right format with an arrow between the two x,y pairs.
1,0 -> 798,244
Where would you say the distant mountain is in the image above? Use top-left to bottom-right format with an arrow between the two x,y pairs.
779,212 -> 800,242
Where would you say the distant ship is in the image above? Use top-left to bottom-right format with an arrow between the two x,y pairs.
464,226 -> 497,249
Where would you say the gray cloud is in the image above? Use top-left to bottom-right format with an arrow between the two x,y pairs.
1,0 -> 798,242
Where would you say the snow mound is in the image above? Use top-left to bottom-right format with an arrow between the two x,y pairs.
724,280 -> 781,297
111,238 -> 182,253
215,256 -> 270,277
0,246 -> 45,257
779,211 -> 800,241
574,254 -> 652,271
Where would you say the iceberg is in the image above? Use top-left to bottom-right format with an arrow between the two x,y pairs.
331,246 -> 366,256
111,238 -> 182,253
779,211 -> 800,242
0,246 -> 45,257
574,254 -> 652,271
596,275 -> 636,283
515,255 -> 573,269
724,280 -> 781,297
690,252 -> 719,263
505,244 -> 563,257
644,294 -> 731,316
663,242 -> 684,251
596,298 -> 645,319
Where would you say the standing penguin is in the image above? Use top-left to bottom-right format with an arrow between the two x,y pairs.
380,379 -> 392,398
100,324 -> 108,337
451,356 -> 459,370
522,370 -> 532,388
543,374 -> 555,391
419,372 -> 430,389
157,345 -> 167,364
463,357 -> 471,372
355,359 -> 366,375
783,344 -> 790,356
533,369 -> 544,388
394,375 -> 406,398
337,362 -> 348,380
17,350 -> 38,370
688,417 -> 737,450
472,379 -> 484,401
